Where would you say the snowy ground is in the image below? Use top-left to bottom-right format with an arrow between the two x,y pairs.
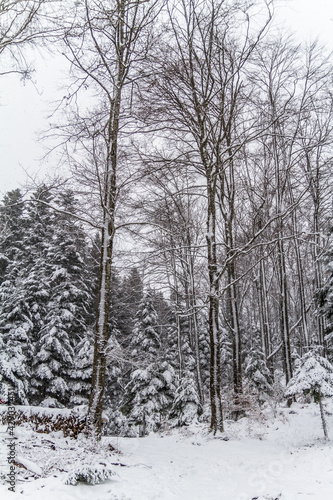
1,402 -> 333,500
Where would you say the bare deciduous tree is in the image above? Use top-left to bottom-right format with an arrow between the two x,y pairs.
57,0 -> 162,438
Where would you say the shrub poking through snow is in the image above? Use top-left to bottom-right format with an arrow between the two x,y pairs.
285,350 -> 333,439
65,464 -> 115,485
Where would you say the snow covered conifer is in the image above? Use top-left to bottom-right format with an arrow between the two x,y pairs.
317,226 -> 333,360
171,367 -> 201,426
130,289 -> 161,361
0,190 -> 32,403
244,346 -> 273,404
30,189 -> 92,406
121,291 -> 176,435
121,360 -> 176,436
22,187 -> 55,344
118,267 -> 144,341
69,333 -> 94,406
0,189 -> 25,285
164,310 -> 179,369
285,350 -> 333,439
45,191 -> 92,343
0,277 -> 33,404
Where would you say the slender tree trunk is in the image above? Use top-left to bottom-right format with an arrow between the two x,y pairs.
272,111 -> 293,385
87,105 -> 119,437
86,0 -> 126,435
288,179 -> 309,350
226,258 -> 243,412
319,396 -> 328,440
257,257 -> 273,374
218,141 -> 243,411
87,213 -> 114,437
190,269 -> 204,405
314,208 -> 326,349
277,233 -> 293,384
206,182 -> 223,434
185,225 -> 204,404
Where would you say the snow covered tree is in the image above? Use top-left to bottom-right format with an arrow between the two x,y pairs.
0,190 -> 32,403
171,366 -> 201,427
22,187 -> 55,345
69,333 -> 94,406
244,346 -> 273,405
104,323 -> 126,412
317,226 -> 333,360
0,275 -> 33,404
120,288 -> 177,434
30,190 -> 93,406
121,360 -> 176,436
164,310 -> 179,370
117,268 -> 144,342
0,189 -> 25,284
285,350 -> 333,439
45,191 -> 92,343
130,289 -> 161,362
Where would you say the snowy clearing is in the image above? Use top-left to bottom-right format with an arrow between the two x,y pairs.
1,402 -> 333,500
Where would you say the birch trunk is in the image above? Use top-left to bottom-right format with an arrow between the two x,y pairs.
87,92 -> 119,437
206,185 -> 223,433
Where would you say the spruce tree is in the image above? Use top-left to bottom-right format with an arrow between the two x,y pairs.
31,190 -> 92,406
317,226 -> 333,360
23,187 -> 55,346
171,366 -> 201,426
130,289 -> 161,361
0,274 -> 33,404
121,361 -> 176,436
121,289 -> 176,434
117,268 -> 144,343
69,333 -> 94,406
244,346 -> 273,404
0,190 -> 32,403
285,350 -> 333,439
0,189 -> 25,284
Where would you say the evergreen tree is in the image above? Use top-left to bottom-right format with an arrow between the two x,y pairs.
118,267 -> 144,342
171,366 -> 201,426
121,360 -> 176,436
23,187 -> 55,346
69,332 -> 94,406
244,346 -> 273,404
164,310 -> 179,370
0,275 -> 33,404
121,289 -> 176,434
31,190 -> 92,406
130,289 -> 161,361
198,313 -> 210,392
0,189 -> 25,284
317,226 -> 333,360
285,350 -> 333,439
104,319 -> 126,412
0,190 -> 32,403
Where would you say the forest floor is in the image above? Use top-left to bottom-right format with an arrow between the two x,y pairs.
1,402 -> 333,500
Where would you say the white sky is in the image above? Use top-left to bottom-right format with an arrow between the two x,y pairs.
0,0 -> 333,196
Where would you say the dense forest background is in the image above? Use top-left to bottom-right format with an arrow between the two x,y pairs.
0,0 -> 332,437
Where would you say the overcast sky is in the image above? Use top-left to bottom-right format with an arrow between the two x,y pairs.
0,0 -> 333,196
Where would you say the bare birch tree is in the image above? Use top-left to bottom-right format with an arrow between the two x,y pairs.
57,0 -> 161,438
